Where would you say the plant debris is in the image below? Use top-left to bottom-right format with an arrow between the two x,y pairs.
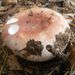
25,39 -> 43,56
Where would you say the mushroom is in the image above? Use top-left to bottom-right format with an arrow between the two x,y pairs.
2,7 -> 70,62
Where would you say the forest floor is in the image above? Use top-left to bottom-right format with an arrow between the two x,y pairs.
0,0 -> 75,75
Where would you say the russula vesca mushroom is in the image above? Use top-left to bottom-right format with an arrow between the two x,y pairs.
2,7 -> 71,62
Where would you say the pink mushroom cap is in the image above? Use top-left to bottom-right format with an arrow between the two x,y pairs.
2,7 -> 70,62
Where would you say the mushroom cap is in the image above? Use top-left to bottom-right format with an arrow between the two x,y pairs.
2,7 -> 70,62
